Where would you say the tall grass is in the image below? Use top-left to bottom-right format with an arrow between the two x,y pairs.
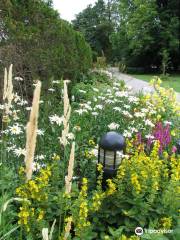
25,81 -> 41,181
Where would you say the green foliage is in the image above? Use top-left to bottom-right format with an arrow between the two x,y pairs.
0,0 -> 92,98
111,0 -> 179,70
0,70 -> 179,239
72,0 -> 118,61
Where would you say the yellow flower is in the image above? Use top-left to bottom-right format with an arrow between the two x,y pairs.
106,179 -> 116,196
171,130 -> 176,136
157,114 -> 161,120
160,217 -> 172,229
37,210 -> 44,221
52,153 -> 60,161
97,163 -> 103,172
131,173 -> 141,194
88,139 -> 95,146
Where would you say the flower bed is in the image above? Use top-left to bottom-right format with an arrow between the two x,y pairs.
0,68 -> 179,240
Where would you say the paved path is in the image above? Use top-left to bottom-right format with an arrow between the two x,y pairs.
109,67 -> 180,102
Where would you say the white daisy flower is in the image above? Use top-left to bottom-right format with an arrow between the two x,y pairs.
49,114 -> 64,125
14,76 -> 23,81
48,88 -> 55,92
79,89 -> 86,94
74,109 -> 88,115
0,104 -> 5,110
145,134 -> 154,139
134,112 -> 146,118
144,119 -> 155,127
13,148 -> 26,157
92,87 -> 99,92
37,129 -> 44,136
9,124 -> 23,135
123,130 -> 132,138
92,112 -> 98,116
95,105 -> 103,110
35,155 -> 46,160
108,122 -> 120,130
67,133 -> 75,140
113,107 -> 121,112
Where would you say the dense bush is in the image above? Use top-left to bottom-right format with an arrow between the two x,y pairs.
0,0 -> 92,100
0,69 -> 179,239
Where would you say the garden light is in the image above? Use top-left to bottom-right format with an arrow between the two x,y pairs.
98,131 -> 125,184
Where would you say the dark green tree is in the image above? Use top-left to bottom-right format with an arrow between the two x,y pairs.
72,0 -> 118,61
0,0 -> 92,99
111,0 -> 179,71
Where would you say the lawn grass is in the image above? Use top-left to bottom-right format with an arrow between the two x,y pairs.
131,74 -> 180,93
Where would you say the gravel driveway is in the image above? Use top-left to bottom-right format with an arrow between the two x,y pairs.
109,67 -> 180,102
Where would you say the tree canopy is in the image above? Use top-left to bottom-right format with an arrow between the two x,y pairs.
73,0 -> 179,71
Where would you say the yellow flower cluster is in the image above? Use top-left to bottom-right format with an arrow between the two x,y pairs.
106,179 -> 116,196
16,166 -> 51,230
18,204 -> 34,232
88,139 -> 95,146
116,141 -> 165,198
16,166 -> 51,201
76,178 -> 90,236
170,154 -> 180,182
160,216 -> 172,229
120,235 -> 140,240
149,77 -> 180,117
97,163 -> 103,188
37,209 -> 44,221
131,173 -> 141,194
84,149 -> 95,159
91,191 -> 105,211
52,153 -> 60,161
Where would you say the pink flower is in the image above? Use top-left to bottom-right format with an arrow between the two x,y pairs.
172,146 -> 177,153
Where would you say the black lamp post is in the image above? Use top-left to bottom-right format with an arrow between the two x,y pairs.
98,131 -> 125,187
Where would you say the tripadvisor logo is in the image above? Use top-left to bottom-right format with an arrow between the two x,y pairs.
135,227 -> 144,236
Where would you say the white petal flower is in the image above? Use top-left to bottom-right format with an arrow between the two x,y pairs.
74,109 -> 88,115
92,112 -> 98,116
26,107 -> 32,111
134,112 -> 146,118
0,104 -> 5,110
123,130 -> 132,138
35,155 -> 46,160
67,133 -> 75,140
17,100 -> 28,106
105,99 -> 114,104
95,105 -> 103,110
48,88 -> 55,92
122,111 -> 133,118
108,122 -> 120,130
52,80 -> 60,84
13,148 -> 26,157
49,114 -> 64,125
144,119 -> 155,127
128,96 -> 139,103
9,124 -> 23,135
37,129 -> 44,136
115,91 -> 128,98
14,76 -> 23,81
124,105 -> 131,109
145,134 -> 154,139
164,121 -> 172,125
92,87 -> 99,92
113,107 -> 121,112
79,89 -> 86,94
